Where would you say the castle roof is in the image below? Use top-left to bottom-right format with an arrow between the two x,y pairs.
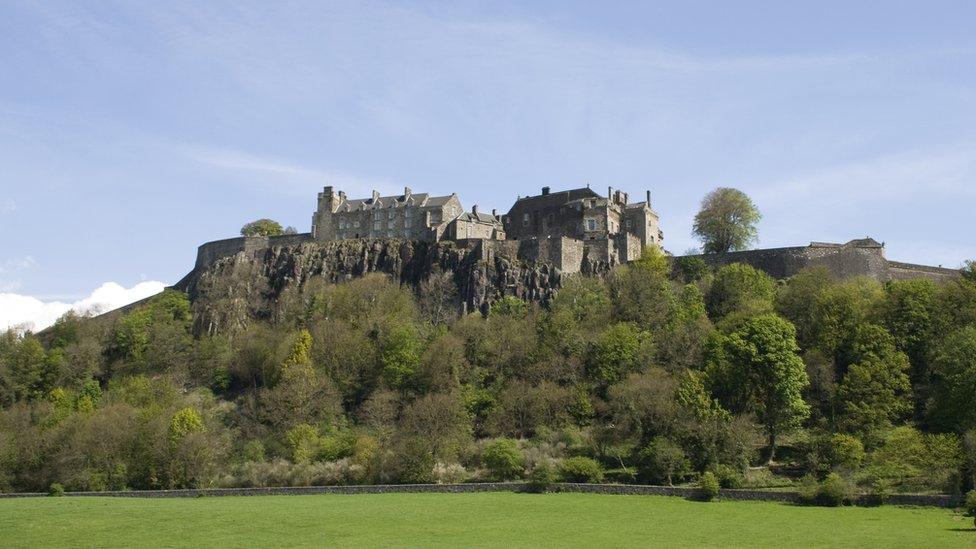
338,192 -> 456,211
456,211 -> 501,224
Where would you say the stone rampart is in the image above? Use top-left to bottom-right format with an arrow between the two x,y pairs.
193,233 -> 314,271
682,240 -> 960,283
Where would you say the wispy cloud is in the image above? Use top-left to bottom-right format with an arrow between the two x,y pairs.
0,199 -> 14,214
1,280 -> 166,332
183,146 -> 399,197
754,143 -> 976,208
0,256 -> 36,292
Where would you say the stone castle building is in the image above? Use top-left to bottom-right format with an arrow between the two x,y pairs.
311,184 -> 662,270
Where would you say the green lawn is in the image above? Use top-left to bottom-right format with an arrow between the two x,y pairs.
1,492 -> 972,548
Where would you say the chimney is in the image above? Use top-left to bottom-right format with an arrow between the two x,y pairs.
472,204 -> 479,215
608,186 -> 612,200
404,187 -> 412,201
542,187 -> 550,196
646,190 -> 651,206
371,189 -> 380,202
492,208 -> 497,218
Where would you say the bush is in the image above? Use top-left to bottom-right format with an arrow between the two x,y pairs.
483,439 -> 524,481
798,473 -> 849,507
713,464 -> 744,489
818,473 -> 849,507
699,471 -> 720,501
559,456 -> 604,483
637,437 -> 691,486
797,474 -> 820,505
48,483 -> 65,497
965,490 -> 976,517
528,459 -> 559,493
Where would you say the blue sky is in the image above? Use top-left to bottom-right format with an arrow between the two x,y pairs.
1,1 -> 975,328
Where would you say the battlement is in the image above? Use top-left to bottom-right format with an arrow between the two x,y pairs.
680,238 -> 959,282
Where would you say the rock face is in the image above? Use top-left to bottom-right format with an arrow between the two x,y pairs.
179,239 -> 563,335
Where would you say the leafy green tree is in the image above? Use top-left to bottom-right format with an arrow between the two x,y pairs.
692,187 -> 761,253
285,423 -> 320,463
928,326 -> 976,432
610,246 -> 674,332
637,436 -> 692,485
834,325 -> 912,437
586,323 -> 644,386
809,278 -> 884,359
490,296 -> 528,318
240,218 -> 285,237
721,314 -> 809,463
169,407 -> 205,446
705,263 -> 775,320
881,279 -> 937,368
775,267 -> 834,349
559,456 -> 604,483
378,324 -> 423,390
7,336 -> 56,401
482,438 -> 524,480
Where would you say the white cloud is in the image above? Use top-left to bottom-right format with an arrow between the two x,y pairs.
0,281 -> 167,333
0,199 -> 14,214
183,146 -> 399,198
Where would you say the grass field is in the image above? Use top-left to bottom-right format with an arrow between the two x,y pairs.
1,492 -> 972,548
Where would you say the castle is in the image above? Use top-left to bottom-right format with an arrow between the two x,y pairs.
180,184 -> 961,296
311,184 -> 662,270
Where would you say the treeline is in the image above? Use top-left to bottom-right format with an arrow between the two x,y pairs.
2,248 -> 975,496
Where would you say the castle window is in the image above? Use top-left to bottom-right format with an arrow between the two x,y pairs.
373,220 -> 382,231
388,220 -> 395,229
354,220 -> 360,228
405,219 -> 413,229
586,219 -> 596,231
388,210 -> 395,219
547,213 -> 555,226
626,219 -> 632,229
405,208 -> 413,218
522,213 -> 529,226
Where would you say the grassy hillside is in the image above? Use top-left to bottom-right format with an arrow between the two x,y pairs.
1,493 -> 972,548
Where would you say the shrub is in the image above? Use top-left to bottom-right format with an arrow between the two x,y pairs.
965,490 -> 976,518
713,464 -> 744,489
799,473 -> 849,507
483,439 -> 524,481
797,474 -> 820,505
48,483 -> 65,497
817,473 -> 849,507
528,459 -> 559,493
432,462 -> 468,485
559,456 -> 604,483
637,437 -> 691,486
699,471 -> 720,501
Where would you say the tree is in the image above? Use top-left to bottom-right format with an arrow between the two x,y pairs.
722,314 -> 809,463
482,438 -> 524,480
610,246 -> 674,331
833,324 -> 912,437
927,326 -> 976,432
240,219 -> 285,237
637,436 -> 691,485
692,188 -> 761,253
586,323 -> 644,386
705,263 -> 775,320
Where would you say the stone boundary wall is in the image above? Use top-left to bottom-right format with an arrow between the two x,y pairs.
681,243 -> 960,283
193,233 -> 314,271
1,483 -> 962,507
887,261 -> 962,283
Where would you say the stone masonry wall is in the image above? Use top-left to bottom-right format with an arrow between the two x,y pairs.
683,243 -> 960,282
1,483 -> 962,508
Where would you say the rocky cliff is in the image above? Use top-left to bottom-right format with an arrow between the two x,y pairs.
177,239 -> 564,335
